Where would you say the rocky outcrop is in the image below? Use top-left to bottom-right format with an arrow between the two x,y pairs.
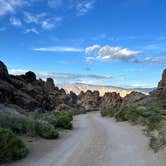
100,92 -> 122,109
0,61 -> 79,113
78,90 -> 101,111
121,91 -> 146,107
151,69 -> 166,99
0,61 -> 9,80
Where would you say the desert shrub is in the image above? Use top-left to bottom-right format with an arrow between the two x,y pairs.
56,114 -> 73,129
0,115 -> 31,135
0,114 -> 59,139
101,108 -> 117,117
101,109 -> 111,117
144,115 -> 162,131
114,107 -> 129,121
35,121 -> 59,139
0,128 -> 28,164
32,112 -> 73,130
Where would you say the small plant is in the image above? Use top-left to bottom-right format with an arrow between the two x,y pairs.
0,128 -> 28,164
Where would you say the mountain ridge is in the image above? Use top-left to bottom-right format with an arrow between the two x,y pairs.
58,83 -> 154,97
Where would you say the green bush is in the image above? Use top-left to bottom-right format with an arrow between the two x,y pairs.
101,108 -> 117,117
32,112 -> 73,130
114,108 -> 128,121
0,114 -> 59,139
56,114 -> 73,129
35,121 -> 59,139
101,109 -> 111,117
144,115 -> 162,131
0,128 -> 28,164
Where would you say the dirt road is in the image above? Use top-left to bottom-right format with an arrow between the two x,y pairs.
5,113 -> 166,166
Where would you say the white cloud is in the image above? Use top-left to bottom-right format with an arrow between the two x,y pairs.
76,0 -> 94,16
85,44 -> 142,62
41,17 -> 62,30
24,12 -> 62,30
10,17 -> 22,26
98,45 -> 142,61
85,44 -> 100,54
0,0 -> 29,16
33,46 -> 84,52
24,28 -> 39,34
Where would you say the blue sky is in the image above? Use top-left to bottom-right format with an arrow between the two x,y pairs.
0,0 -> 166,88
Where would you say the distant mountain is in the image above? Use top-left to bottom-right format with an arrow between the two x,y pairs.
58,83 -> 153,97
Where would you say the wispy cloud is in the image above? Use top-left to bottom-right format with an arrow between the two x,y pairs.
33,46 -> 84,52
134,56 -> 166,65
24,28 -> 39,34
10,17 -> 22,26
0,0 -> 29,16
85,44 -> 142,62
9,69 -> 112,84
76,0 -> 95,16
24,12 -> 62,30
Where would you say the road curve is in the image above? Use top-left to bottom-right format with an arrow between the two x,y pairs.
5,112 -> 166,166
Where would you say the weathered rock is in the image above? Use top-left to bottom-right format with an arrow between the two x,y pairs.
25,71 -> 36,82
0,61 -> 9,80
55,104 -> 72,112
78,90 -> 100,111
121,91 -> 146,107
151,69 -> 166,99
0,80 -> 15,103
100,92 -> 122,109
45,78 -> 56,92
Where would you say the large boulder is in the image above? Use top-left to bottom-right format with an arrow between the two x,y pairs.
100,92 -> 122,109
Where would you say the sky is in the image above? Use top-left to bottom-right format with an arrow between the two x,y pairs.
0,0 -> 166,88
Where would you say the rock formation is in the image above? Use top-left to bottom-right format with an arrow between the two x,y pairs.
121,91 -> 146,107
0,60 -> 165,114
100,92 -> 122,109
151,69 -> 166,99
0,61 -> 79,113
78,90 -> 101,111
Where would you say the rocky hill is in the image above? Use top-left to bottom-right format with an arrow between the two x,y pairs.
58,83 -> 151,97
0,60 -> 165,115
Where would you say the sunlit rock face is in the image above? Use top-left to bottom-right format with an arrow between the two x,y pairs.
100,92 -> 122,109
